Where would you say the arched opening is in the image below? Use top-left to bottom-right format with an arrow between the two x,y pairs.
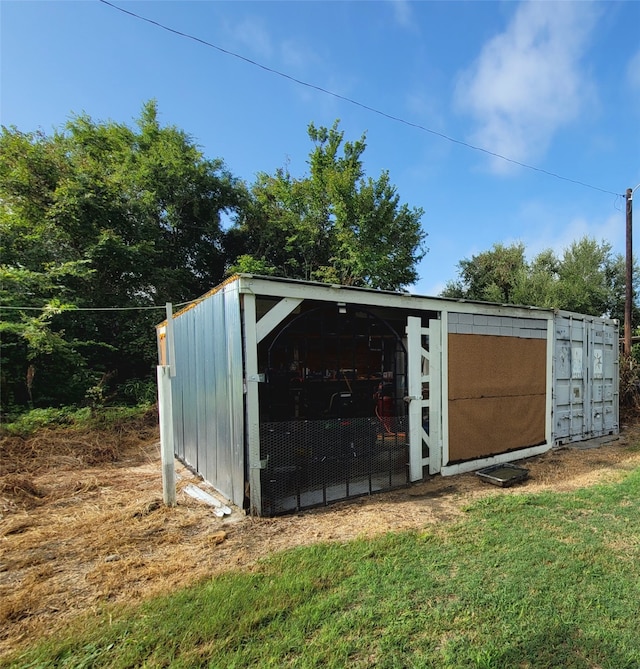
258,303 -> 409,514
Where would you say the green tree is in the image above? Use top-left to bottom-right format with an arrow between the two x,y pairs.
227,121 -> 427,290
510,248 -> 559,308
554,238 -> 615,317
0,101 -> 244,409
442,237 -> 636,321
442,242 -> 528,304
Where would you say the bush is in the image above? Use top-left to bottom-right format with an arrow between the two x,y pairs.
119,378 -> 158,405
0,404 -> 155,438
619,352 -> 640,423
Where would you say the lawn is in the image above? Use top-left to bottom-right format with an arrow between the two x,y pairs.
4,466 -> 640,669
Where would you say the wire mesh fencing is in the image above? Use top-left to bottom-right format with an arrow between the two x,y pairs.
259,416 -> 409,515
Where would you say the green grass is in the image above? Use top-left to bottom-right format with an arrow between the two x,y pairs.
5,470 -> 640,668
0,404 -> 154,437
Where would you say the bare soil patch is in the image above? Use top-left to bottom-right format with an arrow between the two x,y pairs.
2,416 -> 640,658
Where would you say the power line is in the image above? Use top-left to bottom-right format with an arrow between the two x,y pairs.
0,301 -> 194,312
98,0 -> 622,199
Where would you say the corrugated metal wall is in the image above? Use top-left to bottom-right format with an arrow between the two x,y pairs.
171,283 -> 245,507
553,313 -> 619,444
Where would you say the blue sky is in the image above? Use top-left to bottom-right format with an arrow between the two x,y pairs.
2,0 -> 639,296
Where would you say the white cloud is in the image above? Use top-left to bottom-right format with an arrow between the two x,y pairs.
224,18 -> 318,80
280,40 -> 317,71
456,1 -> 598,173
527,214 -> 622,260
514,199 -> 624,261
390,0 -> 413,29
627,48 -> 640,92
226,17 -> 273,59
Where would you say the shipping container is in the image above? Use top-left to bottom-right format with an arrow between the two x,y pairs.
157,275 -> 619,515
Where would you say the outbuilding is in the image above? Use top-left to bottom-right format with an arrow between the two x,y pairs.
156,274 -> 619,516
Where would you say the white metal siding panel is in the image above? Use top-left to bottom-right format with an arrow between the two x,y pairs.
169,286 -> 245,508
213,291 -> 232,497
198,297 -> 215,483
184,314 -> 198,468
171,315 -> 187,461
201,300 -> 219,494
195,304 -> 207,476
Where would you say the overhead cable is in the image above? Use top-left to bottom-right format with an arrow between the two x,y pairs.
98,0 -> 622,198
0,301 -> 194,312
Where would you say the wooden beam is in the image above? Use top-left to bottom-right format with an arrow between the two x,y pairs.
256,297 -> 303,343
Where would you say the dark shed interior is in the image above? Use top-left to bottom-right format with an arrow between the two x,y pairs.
255,300 -> 432,515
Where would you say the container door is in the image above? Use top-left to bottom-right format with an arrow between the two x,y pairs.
587,320 -> 618,438
553,314 -> 619,444
406,316 -> 442,479
553,315 -> 588,444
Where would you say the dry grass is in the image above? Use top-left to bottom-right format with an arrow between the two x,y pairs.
2,417 -> 640,659
0,410 -> 158,478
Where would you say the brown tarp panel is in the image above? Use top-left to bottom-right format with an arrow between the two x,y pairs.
449,334 -> 546,400
448,395 -> 546,461
448,334 -> 546,462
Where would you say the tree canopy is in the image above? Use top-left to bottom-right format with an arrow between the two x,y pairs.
0,101 -> 244,408
1,108 -> 428,411
441,238 -> 636,323
226,121 -> 427,290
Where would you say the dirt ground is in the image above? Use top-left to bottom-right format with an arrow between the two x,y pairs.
2,414 -> 640,658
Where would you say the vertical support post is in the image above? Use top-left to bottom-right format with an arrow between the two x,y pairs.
625,188 -> 633,356
406,316 -> 423,482
428,316 -> 442,474
614,317 -> 620,431
407,316 -> 443,478
157,364 -> 176,506
242,293 -> 262,515
157,302 -> 176,506
624,183 -> 639,361
545,316 -> 554,447
166,302 -> 176,377
440,311 -> 449,469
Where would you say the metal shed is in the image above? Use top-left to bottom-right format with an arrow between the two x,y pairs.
156,274 -> 619,516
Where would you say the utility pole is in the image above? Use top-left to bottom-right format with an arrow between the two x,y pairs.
625,187 -> 633,356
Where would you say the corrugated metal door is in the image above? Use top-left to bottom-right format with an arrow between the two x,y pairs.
553,314 -> 618,444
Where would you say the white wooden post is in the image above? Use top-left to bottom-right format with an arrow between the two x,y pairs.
428,316 -> 442,473
545,317 -> 554,448
158,302 -> 176,506
407,316 -> 443,480
406,317 -> 424,481
165,302 -> 176,377
157,365 -> 176,506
